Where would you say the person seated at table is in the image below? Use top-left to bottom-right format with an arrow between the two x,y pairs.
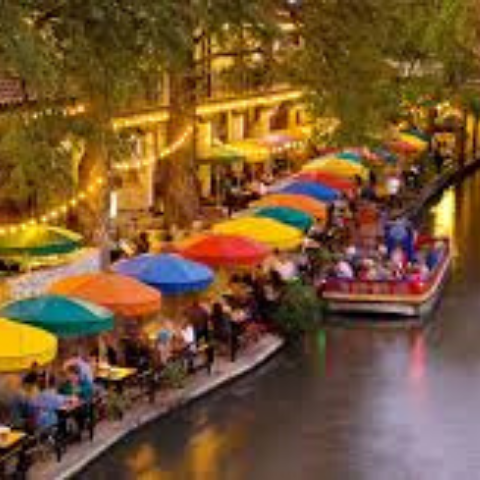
155,325 -> 175,366
32,376 -> 67,430
14,374 -> 39,433
122,335 -> 152,370
59,365 -> 94,403
186,300 -> 211,345
211,302 -> 239,361
64,351 -> 94,384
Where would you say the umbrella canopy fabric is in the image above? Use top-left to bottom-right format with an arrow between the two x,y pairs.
226,139 -> 270,163
337,151 -> 362,163
373,147 -> 398,164
302,157 -> 369,180
213,217 -> 303,251
114,254 -> 215,295
295,172 -> 357,196
180,234 -> 271,268
280,180 -> 340,203
402,129 -> 430,142
253,194 -> 328,220
399,132 -> 429,151
0,226 -> 82,257
199,144 -> 245,163
1,295 -> 114,338
254,206 -> 314,232
50,273 -> 161,318
388,140 -> 421,155
0,318 -> 57,372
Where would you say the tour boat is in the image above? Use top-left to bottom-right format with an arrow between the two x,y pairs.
321,237 -> 451,318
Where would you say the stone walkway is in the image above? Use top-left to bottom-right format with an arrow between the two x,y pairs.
34,334 -> 284,480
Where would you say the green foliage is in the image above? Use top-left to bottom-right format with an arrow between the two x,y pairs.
272,281 -> 322,338
160,360 -> 188,389
293,0 -> 480,145
0,0 -> 276,222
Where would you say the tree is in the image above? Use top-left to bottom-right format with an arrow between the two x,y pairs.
291,0 -> 480,145
0,0 -> 276,231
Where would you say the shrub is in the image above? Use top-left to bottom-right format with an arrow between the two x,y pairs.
272,281 -> 322,338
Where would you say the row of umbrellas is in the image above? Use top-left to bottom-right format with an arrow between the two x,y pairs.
0,128 -> 430,372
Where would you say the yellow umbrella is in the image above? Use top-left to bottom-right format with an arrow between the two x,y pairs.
0,318 -> 57,372
227,139 -> 270,163
212,217 -> 303,251
302,156 -> 369,180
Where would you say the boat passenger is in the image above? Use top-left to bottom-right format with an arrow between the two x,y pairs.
335,260 -> 354,279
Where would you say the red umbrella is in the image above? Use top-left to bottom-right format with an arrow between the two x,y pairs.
295,171 -> 357,197
179,234 -> 271,268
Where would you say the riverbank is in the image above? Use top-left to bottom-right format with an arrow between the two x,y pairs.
393,157 -> 480,221
33,334 -> 284,480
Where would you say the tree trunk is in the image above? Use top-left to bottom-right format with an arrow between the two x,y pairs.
156,64 -> 200,229
472,114 -> 479,160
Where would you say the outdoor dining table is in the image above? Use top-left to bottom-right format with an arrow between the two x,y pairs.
0,429 -> 28,476
0,429 -> 26,453
95,366 -> 137,389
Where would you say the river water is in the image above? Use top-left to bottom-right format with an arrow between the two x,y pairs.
78,172 -> 480,480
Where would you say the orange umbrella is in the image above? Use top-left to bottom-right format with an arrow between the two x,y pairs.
253,194 -> 328,221
49,273 -> 161,319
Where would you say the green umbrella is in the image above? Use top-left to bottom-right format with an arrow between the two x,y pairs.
200,145 -> 245,164
0,226 -> 82,257
1,294 -> 114,338
254,206 -> 314,232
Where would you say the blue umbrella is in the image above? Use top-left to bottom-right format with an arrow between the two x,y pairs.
113,254 -> 214,295
280,180 -> 340,203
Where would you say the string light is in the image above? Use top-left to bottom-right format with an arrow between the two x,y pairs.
112,90 -> 303,130
114,126 -> 193,172
0,90 -> 305,233
0,177 -> 105,236
197,90 -> 303,117
0,127 -> 193,234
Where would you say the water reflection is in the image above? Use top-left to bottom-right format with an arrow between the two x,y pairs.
431,188 -> 456,250
80,171 -> 480,480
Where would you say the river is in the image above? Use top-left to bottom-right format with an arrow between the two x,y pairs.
78,171 -> 480,480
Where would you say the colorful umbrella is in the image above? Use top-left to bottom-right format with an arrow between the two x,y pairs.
295,171 -> 357,196
388,140 -> 421,155
0,318 -> 57,372
213,217 -> 303,251
180,234 -> 271,268
302,157 -> 369,180
279,180 -> 340,203
254,206 -> 314,232
253,194 -> 328,220
114,254 -> 215,295
199,144 -> 245,163
49,273 -> 161,318
0,226 -> 82,257
337,151 -> 363,163
399,133 -> 429,151
373,148 -> 398,164
402,129 -> 430,143
1,295 -> 114,338
226,139 -> 270,163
